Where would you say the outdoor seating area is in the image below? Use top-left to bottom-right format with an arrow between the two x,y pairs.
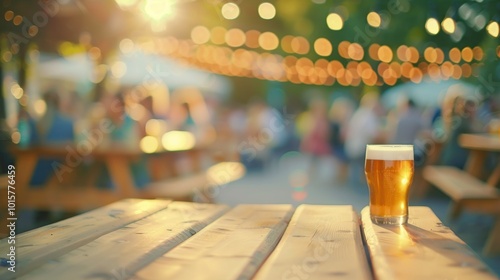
2,0 -> 500,279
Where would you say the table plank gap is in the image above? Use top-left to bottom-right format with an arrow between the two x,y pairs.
0,198 -> 172,279
18,201 -> 228,280
361,206 -> 498,280
133,204 -> 294,280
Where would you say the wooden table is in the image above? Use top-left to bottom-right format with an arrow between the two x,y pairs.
0,199 -> 497,280
423,134 -> 500,256
459,133 -> 500,180
9,143 -> 231,212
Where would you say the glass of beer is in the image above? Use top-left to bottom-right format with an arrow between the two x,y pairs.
365,145 -> 414,225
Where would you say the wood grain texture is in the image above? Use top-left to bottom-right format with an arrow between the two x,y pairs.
19,202 -> 228,280
361,206 -> 499,280
254,205 -> 371,280
0,198 -> 171,279
133,204 -> 294,280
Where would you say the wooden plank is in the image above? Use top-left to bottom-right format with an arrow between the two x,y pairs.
18,202 -> 228,280
459,134 -> 500,152
0,198 -> 171,279
254,205 -> 371,280
144,172 -> 209,201
134,204 -> 294,280
361,206 -> 498,280
423,166 -> 498,200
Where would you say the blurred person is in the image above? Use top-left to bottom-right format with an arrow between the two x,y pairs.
328,97 -> 355,183
102,91 -> 145,146
22,90 -> 75,225
98,90 -> 149,188
29,90 -> 75,186
345,92 -> 384,185
237,100 -> 287,171
300,98 -> 331,179
439,96 -> 483,169
387,96 -> 425,144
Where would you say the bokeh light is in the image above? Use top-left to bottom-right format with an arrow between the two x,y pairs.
441,17 -> 456,34
142,0 -> 175,21
487,21 -> 499,37
291,36 -> 310,54
111,61 -> 127,78
191,26 -> 211,45
378,45 -> 393,63
258,2 -> 276,20
326,13 -> 343,30
119,38 -> 135,53
425,17 -> 440,35
367,12 -> 381,28
225,28 -> 246,47
11,132 -> 21,145
461,47 -> 473,62
221,2 -> 240,20
162,131 -> 196,151
245,30 -> 260,48
259,32 -> 279,50
4,10 -> 14,21
449,48 -> 461,63
313,38 -> 332,57
140,136 -> 159,153
348,43 -> 364,61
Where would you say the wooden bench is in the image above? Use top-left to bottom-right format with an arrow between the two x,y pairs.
0,199 -> 497,279
14,161 -> 245,213
423,165 -> 500,255
143,161 -> 246,203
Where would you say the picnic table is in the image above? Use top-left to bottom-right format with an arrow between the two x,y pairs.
8,142 -> 239,212
0,199 -> 497,279
423,133 -> 500,256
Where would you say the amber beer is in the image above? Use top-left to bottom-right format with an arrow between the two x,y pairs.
365,145 -> 414,225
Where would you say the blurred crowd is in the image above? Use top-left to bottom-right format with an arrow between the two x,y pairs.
2,83 -> 500,190
223,85 -> 500,187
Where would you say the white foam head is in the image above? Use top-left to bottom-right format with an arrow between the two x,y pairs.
365,145 -> 414,160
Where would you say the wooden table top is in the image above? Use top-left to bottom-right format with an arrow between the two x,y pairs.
459,133 -> 500,152
0,199 -> 497,280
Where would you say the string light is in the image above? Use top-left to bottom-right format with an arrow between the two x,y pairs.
367,11 -> 381,28
441,17 -> 456,34
425,17 -> 440,35
487,21 -> 499,37
258,2 -> 276,20
326,13 -> 343,30
141,34 -> 482,87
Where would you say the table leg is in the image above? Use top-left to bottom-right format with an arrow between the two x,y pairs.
105,156 -> 137,197
15,153 -> 38,209
483,216 -> 500,256
465,150 -> 487,179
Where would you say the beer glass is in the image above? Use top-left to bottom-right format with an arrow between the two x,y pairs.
365,145 -> 414,225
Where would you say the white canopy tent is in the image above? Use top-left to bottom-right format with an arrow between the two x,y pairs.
381,78 -> 482,109
36,51 -> 231,99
